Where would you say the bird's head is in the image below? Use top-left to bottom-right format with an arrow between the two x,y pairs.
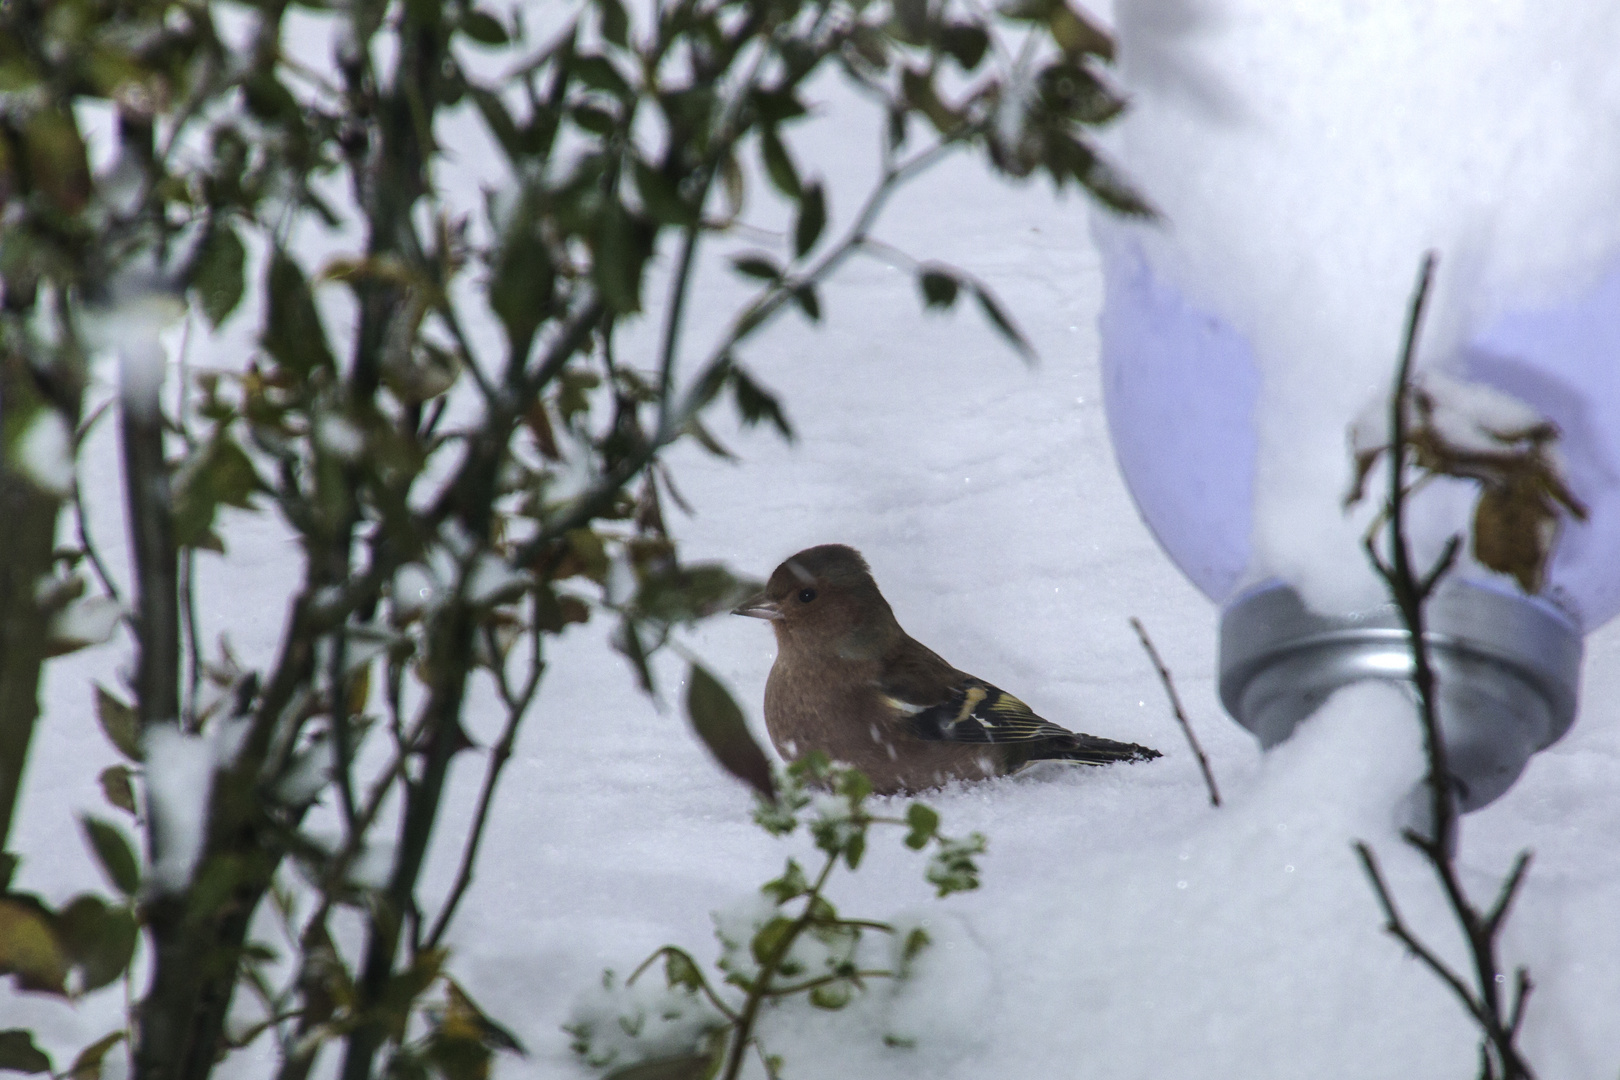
732,544 -> 900,659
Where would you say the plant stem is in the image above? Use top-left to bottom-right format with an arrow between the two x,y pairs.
719,853 -> 838,1080
422,627 -> 543,951
1358,252 -> 1537,1080
1130,616 -> 1219,807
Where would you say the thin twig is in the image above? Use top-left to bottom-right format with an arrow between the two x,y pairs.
1507,970 -> 1533,1039
1486,851 -> 1533,936
628,947 -> 740,1022
1130,617 -> 1220,807
1379,251 -> 1454,849
73,479 -> 123,607
763,970 -> 895,997
1355,842 -> 1486,1024
180,550 -> 203,731
421,614 -> 544,951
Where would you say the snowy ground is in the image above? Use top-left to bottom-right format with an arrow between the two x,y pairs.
8,8 -> 1620,1079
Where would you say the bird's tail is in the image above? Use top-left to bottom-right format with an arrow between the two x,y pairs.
1041,733 -> 1161,766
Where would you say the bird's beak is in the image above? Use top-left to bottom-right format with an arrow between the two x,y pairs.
732,592 -> 782,620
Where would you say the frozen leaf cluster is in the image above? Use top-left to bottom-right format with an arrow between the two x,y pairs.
1347,371 -> 1588,594
565,969 -> 730,1076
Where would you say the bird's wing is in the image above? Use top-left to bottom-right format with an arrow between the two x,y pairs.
884,675 -> 1074,745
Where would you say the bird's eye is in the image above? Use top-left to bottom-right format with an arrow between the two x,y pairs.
797,587 -> 818,604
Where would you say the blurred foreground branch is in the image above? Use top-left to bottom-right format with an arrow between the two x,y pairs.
0,0 -> 1149,1077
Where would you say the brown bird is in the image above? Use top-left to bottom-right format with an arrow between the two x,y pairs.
733,544 -> 1161,795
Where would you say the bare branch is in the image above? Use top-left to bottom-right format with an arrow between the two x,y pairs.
1419,535 -> 1463,600
1486,851 -> 1533,937
421,617 -> 543,951
1507,969 -> 1533,1040
1130,617 -> 1220,807
1355,842 -> 1486,1025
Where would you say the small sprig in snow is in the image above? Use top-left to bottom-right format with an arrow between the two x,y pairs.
573,757 -> 987,1079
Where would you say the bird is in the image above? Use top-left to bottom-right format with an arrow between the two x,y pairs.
732,543 -> 1161,795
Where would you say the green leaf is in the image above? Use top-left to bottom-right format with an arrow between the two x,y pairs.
808,981 -> 853,1010
94,686 -> 141,762
971,283 -> 1034,361
171,433 -> 266,550
0,1030 -> 51,1074
1076,152 -> 1158,218
191,223 -> 246,328
438,978 -> 526,1055
750,89 -> 807,123
261,250 -> 336,374
0,898 -> 68,994
1039,60 -> 1124,124
598,0 -> 629,47
730,254 -> 780,282
571,103 -> 618,136
571,54 -> 633,100
752,790 -> 800,837
65,1032 -> 125,1080
685,664 -> 775,800
682,416 -> 736,461
759,127 -> 800,199
591,204 -> 648,314
843,831 -> 865,870
900,67 -> 958,133
901,927 -> 931,965
634,564 -> 756,625
761,858 -> 809,904
730,369 -> 792,440
470,87 -> 521,159
460,9 -> 508,44
926,832 -> 987,897
80,817 -> 140,897
904,803 -> 939,849
1047,0 -> 1115,59
793,182 -> 825,259
791,283 -> 820,323
633,160 -> 697,227
750,916 -> 796,967
22,107 -> 89,214
98,766 -> 137,816
663,949 -> 703,991
835,767 -> 872,802
938,23 -> 990,70
54,897 -> 136,993
918,268 -> 959,309
489,231 -> 556,352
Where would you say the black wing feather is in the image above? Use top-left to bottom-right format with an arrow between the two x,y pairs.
891,676 -> 1161,764
899,677 -> 1072,744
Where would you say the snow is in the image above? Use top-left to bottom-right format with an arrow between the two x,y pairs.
1107,0 -> 1620,613
142,725 -> 217,893
5,4 -> 1620,1079
12,407 -> 75,497
47,595 -> 124,653
315,415 -> 366,460
85,291 -> 187,422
